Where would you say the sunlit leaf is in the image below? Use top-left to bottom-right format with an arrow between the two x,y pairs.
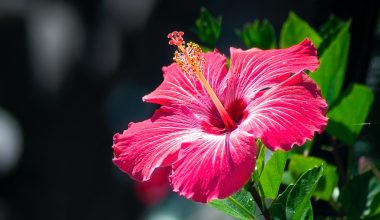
236,19 -> 276,49
280,12 -> 322,48
259,150 -> 288,198
310,21 -> 350,104
192,7 -> 222,48
209,188 -> 258,220
301,200 -> 314,220
256,141 -> 266,177
327,84 -> 374,145
288,155 -> 338,200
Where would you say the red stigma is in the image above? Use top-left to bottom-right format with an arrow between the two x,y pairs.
167,31 -> 184,46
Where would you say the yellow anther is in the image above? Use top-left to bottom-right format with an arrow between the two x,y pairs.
174,42 -> 205,77
167,31 -> 236,131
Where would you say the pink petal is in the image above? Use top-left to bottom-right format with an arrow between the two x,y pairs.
170,130 -> 256,203
143,51 -> 227,116
112,106 -> 200,181
225,39 -> 319,102
241,73 -> 327,151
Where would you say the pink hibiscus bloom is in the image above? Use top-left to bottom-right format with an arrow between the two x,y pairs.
113,31 -> 327,203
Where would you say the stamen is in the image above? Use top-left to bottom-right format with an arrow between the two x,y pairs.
173,42 -> 205,77
167,31 -> 236,131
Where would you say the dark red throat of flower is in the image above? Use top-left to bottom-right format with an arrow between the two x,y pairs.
167,31 -> 236,131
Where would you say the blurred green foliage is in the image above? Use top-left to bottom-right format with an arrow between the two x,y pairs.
192,7 -> 221,48
236,20 -> 276,49
339,171 -> 380,219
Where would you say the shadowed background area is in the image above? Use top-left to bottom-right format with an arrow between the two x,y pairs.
0,0 -> 379,219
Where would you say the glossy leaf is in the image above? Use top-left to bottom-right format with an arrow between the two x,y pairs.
272,193 -> 313,220
285,165 -> 323,220
192,7 -> 222,48
259,150 -> 288,198
327,84 -> 374,145
310,21 -> 350,104
280,12 -> 322,48
270,184 -> 294,220
289,155 -> 338,200
236,19 -> 276,49
209,188 -> 257,220
270,166 -> 323,220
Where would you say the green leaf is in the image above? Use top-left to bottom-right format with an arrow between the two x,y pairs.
367,213 -> 380,220
270,166 -> 323,220
280,12 -> 322,48
259,150 -> 288,198
270,184 -> 294,220
236,19 -> 276,49
255,141 -> 266,177
192,7 -> 222,48
270,186 -> 313,220
318,15 -> 346,55
288,155 -> 338,200
209,188 -> 258,220
310,21 -> 350,104
285,165 -> 323,220
340,172 -> 380,218
281,171 -> 294,185
301,200 -> 314,220
369,192 -> 380,216
326,84 -> 374,145
339,171 -> 380,218
367,177 -> 380,217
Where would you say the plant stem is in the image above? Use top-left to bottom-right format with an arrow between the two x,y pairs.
252,172 -> 267,210
250,187 -> 271,220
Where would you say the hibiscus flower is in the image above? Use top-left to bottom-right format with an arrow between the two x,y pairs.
113,31 -> 327,203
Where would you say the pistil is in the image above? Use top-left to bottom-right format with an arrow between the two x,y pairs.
168,31 -> 236,131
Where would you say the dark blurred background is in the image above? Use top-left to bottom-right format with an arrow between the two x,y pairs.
0,0 -> 379,219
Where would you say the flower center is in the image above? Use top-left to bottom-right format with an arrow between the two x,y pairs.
168,31 -> 236,131
205,98 -> 248,134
